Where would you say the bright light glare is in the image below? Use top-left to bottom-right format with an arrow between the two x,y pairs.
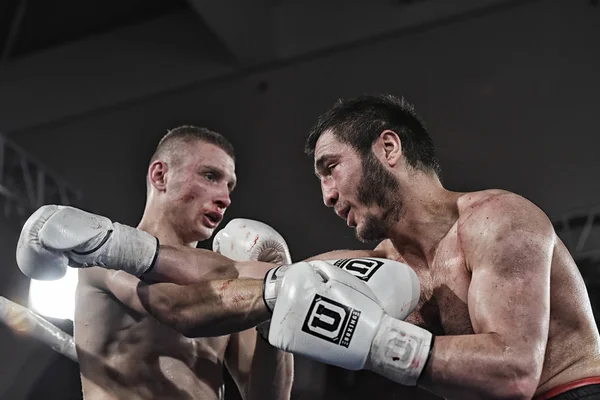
28,268 -> 78,321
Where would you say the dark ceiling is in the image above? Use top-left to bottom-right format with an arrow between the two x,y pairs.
0,0 -> 188,60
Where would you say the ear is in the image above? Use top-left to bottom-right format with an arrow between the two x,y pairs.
375,130 -> 402,167
148,160 -> 168,192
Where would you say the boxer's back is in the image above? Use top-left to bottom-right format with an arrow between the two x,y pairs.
75,268 -> 229,400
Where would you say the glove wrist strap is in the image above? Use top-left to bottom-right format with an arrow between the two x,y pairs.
262,265 -> 290,312
367,315 -> 433,386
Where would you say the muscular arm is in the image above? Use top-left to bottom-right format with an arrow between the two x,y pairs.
144,245 -> 241,284
418,194 -> 555,399
92,242 -> 390,338
225,329 -> 293,400
101,269 -> 270,337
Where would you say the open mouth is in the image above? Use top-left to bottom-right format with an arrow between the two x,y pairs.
204,212 -> 222,225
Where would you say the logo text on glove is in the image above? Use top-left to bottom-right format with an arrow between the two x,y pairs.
333,258 -> 384,282
302,295 -> 360,348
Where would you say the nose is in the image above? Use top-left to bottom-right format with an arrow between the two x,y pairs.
321,179 -> 338,208
215,187 -> 231,210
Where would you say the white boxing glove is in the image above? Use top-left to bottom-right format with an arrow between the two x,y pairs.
269,260 -> 433,386
17,205 -> 159,280
212,218 -> 292,337
212,218 -> 292,264
325,258 -> 420,320
263,257 -> 420,320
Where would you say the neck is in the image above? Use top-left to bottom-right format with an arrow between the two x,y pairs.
138,202 -> 198,248
387,173 -> 461,267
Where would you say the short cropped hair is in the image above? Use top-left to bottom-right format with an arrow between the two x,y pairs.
146,126 -> 235,193
149,125 -> 235,166
305,94 -> 441,177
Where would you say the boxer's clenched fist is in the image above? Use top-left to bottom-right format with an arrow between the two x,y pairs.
327,257 -> 420,321
212,218 -> 292,336
212,218 -> 292,265
264,257 -> 420,321
268,260 -> 433,386
17,205 -> 158,280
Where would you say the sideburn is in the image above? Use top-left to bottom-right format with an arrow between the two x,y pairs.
355,151 -> 403,242
357,151 -> 400,210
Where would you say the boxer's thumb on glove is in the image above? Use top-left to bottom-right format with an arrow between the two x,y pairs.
212,227 -> 225,254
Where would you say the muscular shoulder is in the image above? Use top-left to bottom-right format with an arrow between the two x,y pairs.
456,190 -> 554,269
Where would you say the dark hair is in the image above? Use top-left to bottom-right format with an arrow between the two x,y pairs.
150,125 -> 235,165
305,94 -> 440,176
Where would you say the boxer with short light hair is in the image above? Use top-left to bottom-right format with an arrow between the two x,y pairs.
64,126 -> 293,400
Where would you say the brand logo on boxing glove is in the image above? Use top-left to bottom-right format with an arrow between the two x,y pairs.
301,295 -> 360,348
333,258 -> 384,282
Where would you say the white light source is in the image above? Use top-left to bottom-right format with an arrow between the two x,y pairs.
28,268 -> 78,321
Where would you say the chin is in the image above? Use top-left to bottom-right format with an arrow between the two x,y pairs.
356,220 -> 388,243
192,225 -> 214,242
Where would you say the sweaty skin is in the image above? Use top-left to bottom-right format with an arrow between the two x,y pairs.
75,249 -> 289,400
356,190 -> 600,400
74,137 -> 292,400
87,191 -> 600,399
308,119 -> 600,399
76,269 -> 231,400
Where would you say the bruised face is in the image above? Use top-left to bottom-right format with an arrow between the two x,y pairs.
161,141 -> 236,242
314,131 -> 402,242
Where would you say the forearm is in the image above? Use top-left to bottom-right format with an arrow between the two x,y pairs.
418,334 -> 540,399
247,338 -> 294,400
136,278 -> 270,337
144,245 -> 240,284
147,244 -> 383,284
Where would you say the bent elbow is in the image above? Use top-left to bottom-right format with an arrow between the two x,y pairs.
492,362 -> 541,400
502,375 -> 539,400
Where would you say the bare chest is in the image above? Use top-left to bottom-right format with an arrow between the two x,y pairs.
401,235 -> 474,336
106,315 -> 229,378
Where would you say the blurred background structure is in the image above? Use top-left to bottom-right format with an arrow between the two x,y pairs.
0,0 -> 599,398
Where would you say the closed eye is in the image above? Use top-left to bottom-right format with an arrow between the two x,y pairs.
325,164 -> 337,176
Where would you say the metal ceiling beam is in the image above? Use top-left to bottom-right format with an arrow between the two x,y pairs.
0,133 -> 81,228
0,0 -> 28,65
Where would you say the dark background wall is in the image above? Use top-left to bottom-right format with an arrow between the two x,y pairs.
0,0 -> 599,398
